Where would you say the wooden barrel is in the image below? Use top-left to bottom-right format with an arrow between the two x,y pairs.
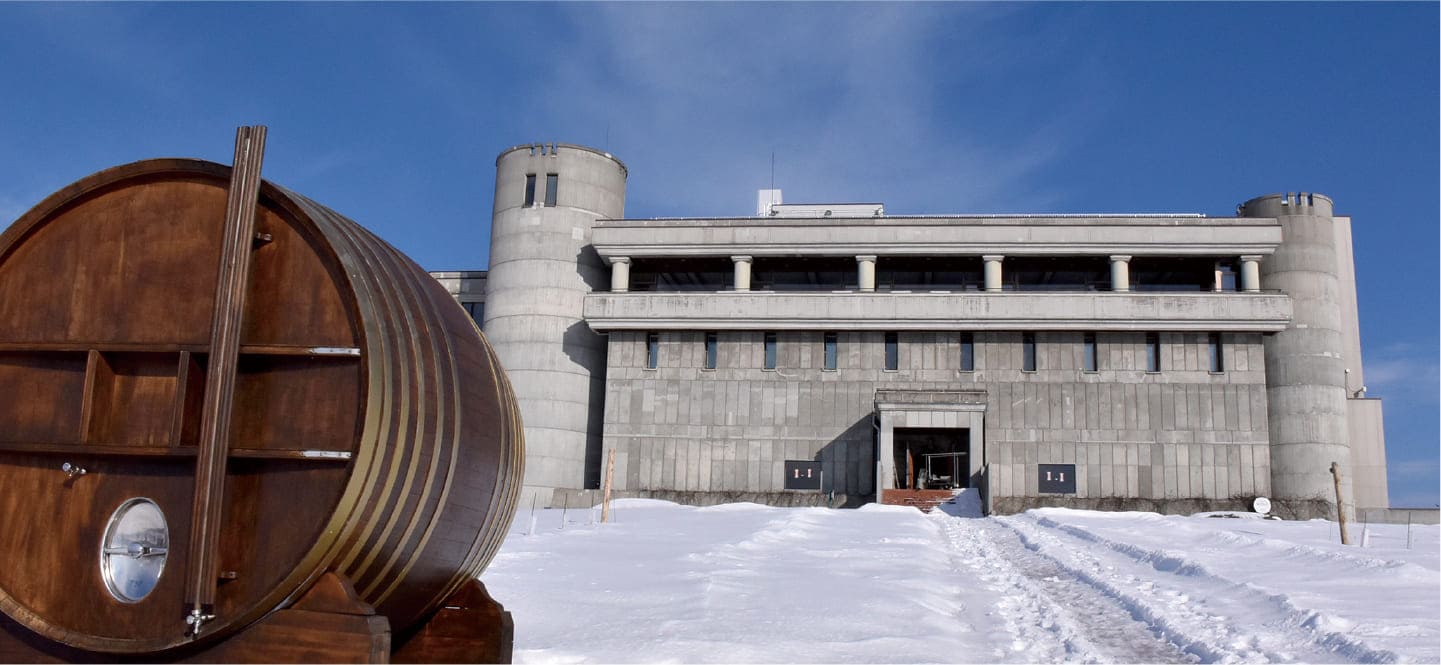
0,159 -> 524,655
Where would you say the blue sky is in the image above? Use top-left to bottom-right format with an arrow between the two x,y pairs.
1,2 -> 1435,507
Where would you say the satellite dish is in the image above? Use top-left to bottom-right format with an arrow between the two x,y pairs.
1253,496 -> 1272,515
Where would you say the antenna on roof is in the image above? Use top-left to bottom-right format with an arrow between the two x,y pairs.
770,151 -> 775,192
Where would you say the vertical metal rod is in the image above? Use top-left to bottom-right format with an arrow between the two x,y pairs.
184,126 -> 267,636
602,448 -> 615,523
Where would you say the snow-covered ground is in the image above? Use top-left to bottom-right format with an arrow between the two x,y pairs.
484,494 -> 1439,664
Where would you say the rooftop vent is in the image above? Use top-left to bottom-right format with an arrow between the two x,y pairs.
757,189 -> 783,216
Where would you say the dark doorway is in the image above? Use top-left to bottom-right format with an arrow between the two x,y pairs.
894,427 -> 969,490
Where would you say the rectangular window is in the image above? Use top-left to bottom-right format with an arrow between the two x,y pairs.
704,332 -> 718,370
764,332 -> 777,370
1022,332 -> 1037,372
462,301 -> 484,328
645,332 -> 659,369
1209,332 -> 1224,373
1145,332 -> 1161,373
544,173 -> 558,207
959,332 -> 974,372
884,332 -> 899,371
523,174 -> 536,206
1082,332 -> 1098,372
823,332 -> 838,371
1216,260 -> 1237,292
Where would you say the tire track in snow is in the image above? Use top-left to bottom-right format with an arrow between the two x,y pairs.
1004,513 -> 1401,664
934,512 -> 1196,664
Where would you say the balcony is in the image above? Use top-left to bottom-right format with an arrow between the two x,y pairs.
582,291 -> 1292,332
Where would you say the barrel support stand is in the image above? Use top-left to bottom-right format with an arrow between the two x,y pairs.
0,572 -> 390,663
392,580 -> 514,664
183,572 -> 389,663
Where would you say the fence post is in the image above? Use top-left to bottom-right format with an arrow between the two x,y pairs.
1331,462 -> 1351,545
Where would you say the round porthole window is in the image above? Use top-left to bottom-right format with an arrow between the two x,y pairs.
99,498 -> 169,603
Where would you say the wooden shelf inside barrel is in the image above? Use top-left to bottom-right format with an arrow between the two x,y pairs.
0,345 -> 361,456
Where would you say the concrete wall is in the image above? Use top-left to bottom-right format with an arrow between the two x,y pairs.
584,291 -> 1293,332
430,270 -> 487,303
590,215 -> 1283,259
601,330 -> 1271,513
1355,507 -> 1440,526
1349,398 -> 1389,509
1334,215 -> 1389,509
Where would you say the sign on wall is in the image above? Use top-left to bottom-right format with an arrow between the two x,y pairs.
784,460 -> 823,491
1038,464 -> 1076,494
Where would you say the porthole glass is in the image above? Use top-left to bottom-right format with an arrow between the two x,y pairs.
100,498 -> 169,603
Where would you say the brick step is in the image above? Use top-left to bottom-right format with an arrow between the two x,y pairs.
881,489 -> 959,514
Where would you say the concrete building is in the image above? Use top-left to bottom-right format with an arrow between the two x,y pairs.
434,143 -> 1389,519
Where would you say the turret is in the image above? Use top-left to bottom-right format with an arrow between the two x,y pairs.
1239,192 -> 1352,520
484,143 -> 627,506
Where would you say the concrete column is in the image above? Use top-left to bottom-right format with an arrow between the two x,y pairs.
1109,255 -> 1131,292
857,255 -> 877,292
610,257 -> 631,293
732,255 -> 752,291
982,255 -> 1004,292
1240,255 -> 1262,293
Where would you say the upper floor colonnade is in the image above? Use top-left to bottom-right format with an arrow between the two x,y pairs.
591,214 -> 1280,295
606,253 -> 1267,294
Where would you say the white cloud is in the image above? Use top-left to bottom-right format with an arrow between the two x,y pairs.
536,4 -> 1100,217
1362,351 -> 1440,405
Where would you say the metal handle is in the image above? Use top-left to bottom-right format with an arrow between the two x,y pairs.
103,542 -> 169,558
61,462 -> 86,480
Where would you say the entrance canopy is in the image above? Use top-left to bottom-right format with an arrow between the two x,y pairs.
874,390 -> 987,509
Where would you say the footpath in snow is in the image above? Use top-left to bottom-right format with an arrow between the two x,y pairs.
483,495 -> 1439,664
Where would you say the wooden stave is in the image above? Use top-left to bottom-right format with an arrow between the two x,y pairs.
0,160 -> 523,654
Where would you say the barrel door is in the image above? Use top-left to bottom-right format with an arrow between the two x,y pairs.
0,159 -> 523,655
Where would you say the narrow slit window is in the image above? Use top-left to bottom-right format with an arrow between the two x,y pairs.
463,302 -> 484,328
523,174 -> 536,206
1022,332 -> 1037,372
1209,332 -> 1224,373
645,332 -> 659,369
884,332 -> 899,371
959,332 -> 974,372
823,332 -> 838,371
704,332 -> 718,370
764,332 -> 777,370
1083,332 -> 1098,372
1146,332 -> 1161,373
544,173 -> 558,207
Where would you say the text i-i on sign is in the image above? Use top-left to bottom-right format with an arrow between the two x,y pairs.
1038,464 -> 1077,494
783,460 -> 823,491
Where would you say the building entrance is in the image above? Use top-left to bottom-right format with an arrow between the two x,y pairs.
893,427 -> 970,490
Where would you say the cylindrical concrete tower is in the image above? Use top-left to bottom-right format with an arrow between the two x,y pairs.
485,143 -> 626,507
1240,192 -> 1352,520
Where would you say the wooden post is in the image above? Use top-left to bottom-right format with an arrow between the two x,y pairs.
601,448 -> 615,523
186,126 -> 267,636
1330,461 -> 1351,545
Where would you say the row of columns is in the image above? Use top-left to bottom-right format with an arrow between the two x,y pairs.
609,254 -> 1264,293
